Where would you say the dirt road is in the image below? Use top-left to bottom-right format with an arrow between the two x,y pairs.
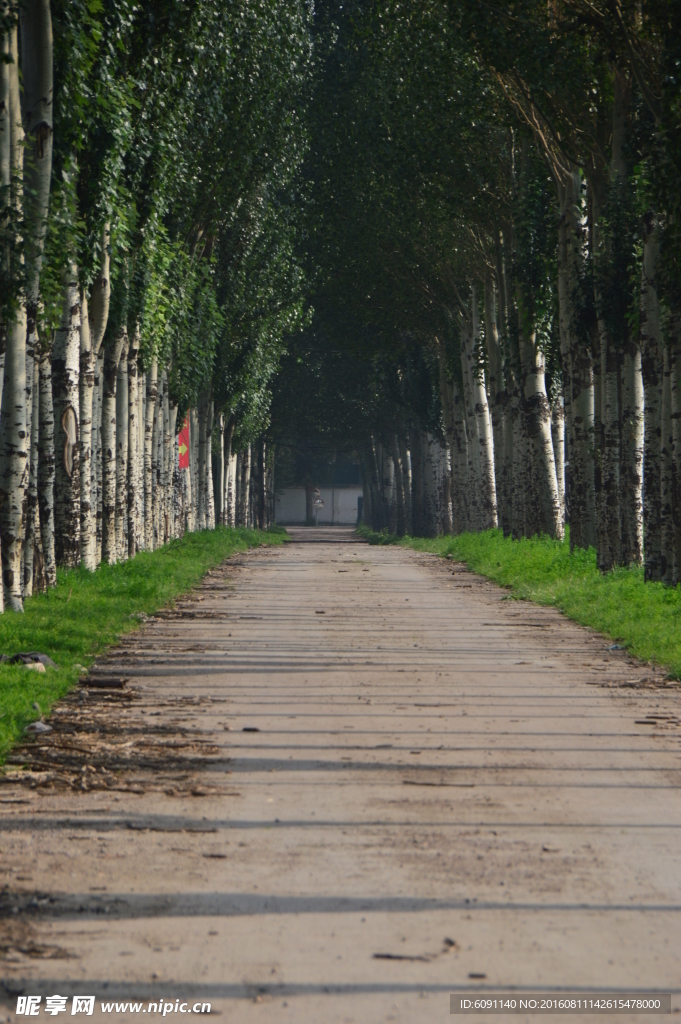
1,527 -> 680,1023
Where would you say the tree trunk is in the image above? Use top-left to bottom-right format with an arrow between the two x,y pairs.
410,426 -> 424,536
398,431 -> 412,535
19,0 -> 52,309
0,27 -> 26,609
206,399 -> 214,530
94,350 -> 104,563
517,312 -> 562,539
559,173 -> 597,552
551,395 -> 566,529
152,374 -> 163,546
216,413 -> 225,526
223,416 -> 235,525
197,395 -> 208,530
391,434 -> 406,536
144,361 -> 158,551
381,443 -> 395,532
80,229 -> 110,570
127,327 -> 140,557
421,433 -> 438,537
37,336 -> 56,587
115,331 -> 129,560
24,350 -> 40,597
239,445 -> 251,528
227,451 -> 237,527
20,1 -> 53,593
510,383 -> 527,540
257,441 -> 266,530
168,402 -> 178,540
79,292 -> 96,569
640,214 -> 663,582
137,371 -> 145,543
52,268 -> 80,568
162,373 -> 171,542
671,323 -> 681,586
660,344 -> 674,585
620,340 -> 644,566
596,318 -> 622,570
484,277 -> 507,533
101,327 -> 126,564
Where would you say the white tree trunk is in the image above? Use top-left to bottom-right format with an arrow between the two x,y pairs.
144,361 -> 158,551
519,328 -> 562,540
641,215 -> 663,581
79,292 -> 96,569
24,350 -> 40,597
101,328 -> 126,564
551,395 -> 565,528
152,373 -> 162,547
94,350 -> 104,564
38,339 -> 56,587
227,451 -> 237,527
52,267 -> 80,568
80,229 -> 110,570
115,333 -> 129,560
0,27 -> 26,609
136,369 -> 145,548
162,375 -> 171,542
127,327 -> 140,557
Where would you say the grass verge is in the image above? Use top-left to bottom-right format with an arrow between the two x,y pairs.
356,523 -> 681,679
0,526 -> 287,761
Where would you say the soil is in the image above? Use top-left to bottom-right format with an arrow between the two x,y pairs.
1,527 -> 680,1022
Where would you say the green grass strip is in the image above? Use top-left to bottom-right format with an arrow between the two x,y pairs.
0,526 -> 288,761
356,523 -> 681,679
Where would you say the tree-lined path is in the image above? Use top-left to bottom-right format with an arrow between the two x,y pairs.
1,532 -> 680,1021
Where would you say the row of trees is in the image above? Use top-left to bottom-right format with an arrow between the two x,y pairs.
285,0 -> 681,584
0,0 -> 311,611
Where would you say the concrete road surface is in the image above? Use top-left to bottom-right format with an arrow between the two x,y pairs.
1,526 -> 680,1023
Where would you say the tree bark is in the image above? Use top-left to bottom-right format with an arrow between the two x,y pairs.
660,343 -> 674,585
80,228 -> 110,570
551,395 -> 565,528
391,434 -> 406,536
52,268 -> 80,568
223,416 -> 235,525
484,277 -> 507,533
596,315 -> 622,570
0,27 -> 26,609
144,361 -> 158,551
398,431 -> 412,535
517,309 -> 562,540
410,426 -> 424,536
115,331 -> 129,560
24,349 -> 40,597
78,292 -> 96,569
37,335 -> 56,587
101,327 -> 126,564
640,214 -> 663,582
168,402 -> 178,540
257,440 -> 266,530
94,350 -> 104,563
197,394 -> 208,530
240,445 -> 252,528
671,323 -> 681,586
127,327 -> 140,557
559,172 -> 597,551
206,399 -> 214,530
152,373 -> 163,546
620,340 -> 644,566
20,1 -> 52,593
